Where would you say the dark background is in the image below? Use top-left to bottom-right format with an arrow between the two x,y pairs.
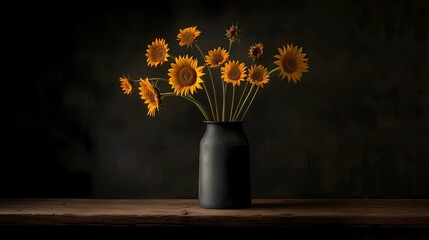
2,0 -> 428,198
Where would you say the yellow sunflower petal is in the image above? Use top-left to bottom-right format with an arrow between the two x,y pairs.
168,55 -> 205,96
273,44 -> 309,83
221,60 -> 247,87
247,65 -> 269,87
138,78 -> 161,116
177,26 -> 201,47
205,47 -> 229,68
248,43 -> 264,60
225,23 -> 241,42
146,38 -> 170,68
119,76 -> 132,95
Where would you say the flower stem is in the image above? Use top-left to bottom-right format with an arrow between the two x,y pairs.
132,78 -> 169,83
187,94 -> 211,121
207,66 -> 219,120
229,85 -> 235,121
232,82 -> 248,120
240,86 -> 260,121
148,78 -> 169,82
223,40 -> 234,121
201,82 -> 215,120
161,92 -> 210,120
268,67 -> 279,75
194,43 -> 218,121
234,84 -> 254,121
228,40 -> 233,53
223,83 -> 228,121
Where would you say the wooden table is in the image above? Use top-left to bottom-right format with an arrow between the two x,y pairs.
1,199 -> 428,239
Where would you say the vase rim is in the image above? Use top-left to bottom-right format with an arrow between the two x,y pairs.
204,121 -> 245,124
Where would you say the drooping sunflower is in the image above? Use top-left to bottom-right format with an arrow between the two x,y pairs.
274,44 -> 309,83
119,76 -> 132,95
138,78 -> 161,117
248,43 -> 264,60
168,55 -> 205,96
225,23 -> 241,43
221,60 -> 247,86
247,65 -> 270,87
146,38 -> 170,67
177,26 -> 201,47
205,47 -> 229,68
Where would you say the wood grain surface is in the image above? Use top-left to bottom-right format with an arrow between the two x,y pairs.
0,199 -> 428,228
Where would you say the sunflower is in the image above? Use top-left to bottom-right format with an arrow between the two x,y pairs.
274,44 -> 309,83
138,78 -> 161,117
146,38 -> 170,67
168,55 -> 205,96
225,23 -> 241,42
221,60 -> 247,86
119,76 -> 132,95
205,47 -> 229,68
177,26 -> 201,47
247,65 -> 270,87
248,43 -> 264,60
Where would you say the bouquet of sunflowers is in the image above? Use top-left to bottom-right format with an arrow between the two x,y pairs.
119,24 -> 309,121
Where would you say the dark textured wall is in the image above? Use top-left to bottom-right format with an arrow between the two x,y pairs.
3,0 -> 428,198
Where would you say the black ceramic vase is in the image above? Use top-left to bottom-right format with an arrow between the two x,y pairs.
198,121 -> 252,209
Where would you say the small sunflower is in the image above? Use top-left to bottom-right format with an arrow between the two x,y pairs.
221,60 -> 247,86
225,23 -> 241,42
146,38 -> 170,67
119,76 -> 132,95
248,43 -> 264,60
205,47 -> 229,68
247,65 -> 270,87
168,55 -> 205,96
177,26 -> 201,47
138,78 -> 161,117
274,44 -> 309,83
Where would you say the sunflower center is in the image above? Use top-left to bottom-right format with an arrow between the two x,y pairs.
227,67 -> 241,80
283,57 -> 297,73
252,48 -> 261,56
147,90 -> 156,103
154,47 -> 165,60
251,70 -> 262,82
185,34 -> 194,43
213,55 -> 223,65
228,27 -> 239,39
179,67 -> 197,86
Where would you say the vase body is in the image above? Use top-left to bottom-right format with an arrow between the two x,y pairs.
198,121 -> 251,209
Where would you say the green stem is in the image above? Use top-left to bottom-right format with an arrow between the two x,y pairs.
268,67 -> 279,75
161,93 -> 210,120
229,85 -> 235,121
234,84 -> 254,121
201,82 -> 214,120
148,78 -> 169,82
240,86 -> 260,121
228,40 -> 232,54
207,66 -> 219,120
223,83 -> 228,121
188,94 -> 211,121
224,40 -> 233,121
232,82 -> 248,120
194,43 -> 218,121
132,78 -> 169,83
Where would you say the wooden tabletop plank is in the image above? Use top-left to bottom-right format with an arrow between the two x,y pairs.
0,199 -> 428,227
